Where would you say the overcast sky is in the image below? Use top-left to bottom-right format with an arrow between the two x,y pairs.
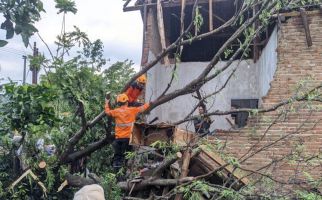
0,0 -> 143,84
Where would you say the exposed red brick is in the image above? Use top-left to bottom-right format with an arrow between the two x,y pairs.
217,13 -> 322,189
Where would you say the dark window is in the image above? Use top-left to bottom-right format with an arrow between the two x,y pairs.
163,1 -> 251,62
231,99 -> 258,128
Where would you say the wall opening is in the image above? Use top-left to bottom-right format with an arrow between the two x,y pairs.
231,99 -> 258,128
163,1 -> 252,62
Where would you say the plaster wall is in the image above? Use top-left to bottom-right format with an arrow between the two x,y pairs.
257,27 -> 278,100
146,57 -> 259,130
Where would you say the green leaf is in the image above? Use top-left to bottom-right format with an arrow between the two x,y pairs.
25,24 -> 38,33
21,34 -> 29,47
6,28 -> 14,39
14,24 -> 22,35
0,40 -> 8,47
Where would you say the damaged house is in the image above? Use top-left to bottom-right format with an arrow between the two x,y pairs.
122,0 -> 322,197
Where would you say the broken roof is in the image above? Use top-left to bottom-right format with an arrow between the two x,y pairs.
123,0 -> 232,12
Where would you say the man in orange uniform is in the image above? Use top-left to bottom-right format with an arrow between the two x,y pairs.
125,74 -> 147,107
105,93 -> 150,169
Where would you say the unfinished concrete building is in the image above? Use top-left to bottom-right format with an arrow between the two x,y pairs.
124,0 -> 322,192
125,0 -> 278,130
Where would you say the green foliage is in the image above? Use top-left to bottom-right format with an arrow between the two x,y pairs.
28,54 -> 48,71
259,10 -> 271,26
150,140 -> 180,157
102,173 -> 122,200
193,6 -> 203,34
0,53 -> 135,199
124,151 -> 137,160
0,0 -> 45,47
178,180 -> 214,200
0,39 -> 8,47
55,26 -> 90,59
0,83 -> 59,133
80,39 -> 107,70
296,190 -> 322,200
220,189 -> 243,200
55,0 -> 77,14
0,0 -> 138,199
224,47 -> 234,59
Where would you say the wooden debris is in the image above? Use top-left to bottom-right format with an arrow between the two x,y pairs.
180,0 -> 186,55
173,127 -> 196,146
174,148 -> 192,200
38,160 -> 47,169
10,169 -> 47,197
157,0 -> 171,66
118,177 -> 194,191
196,145 -> 249,188
272,10 -> 321,18
152,152 -> 182,177
57,180 -> 68,192
300,8 -> 313,47
124,123 -> 250,198
65,174 -> 98,188
124,0 -> 213,12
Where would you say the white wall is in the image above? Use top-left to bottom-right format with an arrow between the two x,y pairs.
257,27 -> 278,100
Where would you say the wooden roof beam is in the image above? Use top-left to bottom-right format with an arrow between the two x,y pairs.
124,0 -> 228,12
300,8 -> 313,47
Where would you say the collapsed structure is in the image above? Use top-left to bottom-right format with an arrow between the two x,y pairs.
121,0 -> 322,198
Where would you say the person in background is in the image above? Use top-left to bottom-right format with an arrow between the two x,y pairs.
105,93 -> 150,170
193,106 -> 213,136
125,74 -> 147,107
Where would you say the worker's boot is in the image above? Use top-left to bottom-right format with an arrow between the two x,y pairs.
112,160 -> 122,172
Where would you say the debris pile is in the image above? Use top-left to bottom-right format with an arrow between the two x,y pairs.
117,123 -> 249,199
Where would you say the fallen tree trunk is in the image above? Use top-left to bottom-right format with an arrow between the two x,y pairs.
118,177 -> 195,192
152,152 -> 182,177
174,148 -> 192,200
65,174 -> 100,188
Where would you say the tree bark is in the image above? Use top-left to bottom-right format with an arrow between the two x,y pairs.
118,177 -> 194,192
152,152 -> 182,177
65,174 -> 100,188
174,148 -> 192,200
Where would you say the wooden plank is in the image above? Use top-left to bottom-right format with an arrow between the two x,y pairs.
300,8 -> 313,47
272,10 -> 321,18
145,129 -> 170,145
200,145 -> 250,185
130,125 -> 144,145
174,148 -> 192,200
173,127 -> 196,146
141,4 -> 148,66
209,0 -> 213,31
157,0 -> 170,66
180,0 -> 186,35
192,153 -> 246,190
180,0 -> 186,56
123,0 -> 228,12
252,5 -> 260,62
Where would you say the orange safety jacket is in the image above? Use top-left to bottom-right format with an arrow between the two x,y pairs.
105,103 -> 150,139
125,82 -> 144,103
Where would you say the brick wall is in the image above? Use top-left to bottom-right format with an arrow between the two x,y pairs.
216,13 -> 322,192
